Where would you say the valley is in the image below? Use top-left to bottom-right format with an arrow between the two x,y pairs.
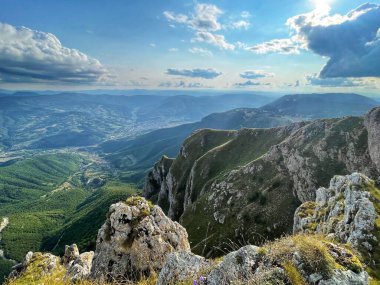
0,91 -> 379,284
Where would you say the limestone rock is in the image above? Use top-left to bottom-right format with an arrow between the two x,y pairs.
207,245 -> 261,285
66,251 -> 94,281
62,244 -> 79,266
157,251 -> 210,285
365,106 -> 380,174
293,173 -> 378,251
91,196 -> 190,282
10,252 -> 62,280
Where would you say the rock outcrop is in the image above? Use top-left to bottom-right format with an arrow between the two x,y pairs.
145,112 -> 380,256
91,196 -> 190,282
365,106 -> 380,175
157,251 -> 210,285
143,155 -> 174,212
294,172 -> 380,279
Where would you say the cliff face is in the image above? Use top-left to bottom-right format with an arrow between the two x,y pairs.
144,108 -> 380,257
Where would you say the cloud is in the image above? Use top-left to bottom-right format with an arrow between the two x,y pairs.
164,3 -> 222,32
192,31 -> 235,50
166,68 -> 222,79
159,81 -> 207,88
0,22 -> 110,84
248,39 -> 300,54
235,80 -> 271,87
306,74 -> 366,87
240,70 -> 274,79
149,43 -> 156,47
241,11 -> 251,19
287,3 -> 380,78
188,47 -> 213,56
231,20 -> 250,30
168,48 -> 179,52
163,3 -> 235,50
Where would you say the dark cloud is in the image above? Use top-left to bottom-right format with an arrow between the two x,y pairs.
166,68 -> 222,79
288,3 -> 380,78
0,23 -> 110,84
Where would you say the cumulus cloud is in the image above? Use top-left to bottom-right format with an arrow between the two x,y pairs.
240,70 -> 274,79
306,74 -> 366,87
188,47 -> 213,56
168,48 -> 179,52
231,20 -> 250,30
0,22 -> 110,84
166,68 -> 222,79
235,80 -> 271,87
163,3 -> 235,50
287,3 -> 380,78
249,39 -> 300,54
241,11 -> 251,19
164,3 -> 222,32
192,31 -> 235,50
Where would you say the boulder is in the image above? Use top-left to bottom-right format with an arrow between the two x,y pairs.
157,251 -> 210,285
66,251 -> 94,281
62,244 -> 79,266
91,196 -> 190,282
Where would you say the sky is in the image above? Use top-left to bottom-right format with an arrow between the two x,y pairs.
0,0 -> 379,95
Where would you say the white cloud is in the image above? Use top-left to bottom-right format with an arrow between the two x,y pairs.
235,80 -> 271,87
240,70 -> 274,79
149,43 -> 156,47
0,22 -> 110,84
163,3 -> 222,32
249,39 -> 300,54
188,47 -> 213,56
159,81 -> 208,88
192,31 -> 235,50
168,48 -> 179,52
241,11 -> 251,18
231,20 -> 250,30
306,74 -> 366,87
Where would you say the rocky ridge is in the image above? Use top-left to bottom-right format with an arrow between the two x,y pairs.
8,191 -> 375,284
144,107 -> 380,256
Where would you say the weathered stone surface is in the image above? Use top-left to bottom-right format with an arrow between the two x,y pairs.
66,251 -> 94,281
294,173 -> 378,251
90,196 -> 190,282
10,252 -> 62,279
365,106 -> 380,174
207,245 -> 261,285
62,244 -> 79,266
157,251 -> 210,285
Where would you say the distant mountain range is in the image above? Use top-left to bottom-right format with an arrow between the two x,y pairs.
0,93 -> 272,151
101,93 -> 379,183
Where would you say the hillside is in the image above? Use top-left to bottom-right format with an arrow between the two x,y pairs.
100,109 -> 296,182
145,107 -> 380,257
0,93 -> 273,152
261,93 -> 378,119
102,93 -> 378,185
0,153 -> 138,283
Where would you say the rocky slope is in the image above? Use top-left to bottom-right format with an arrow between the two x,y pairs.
144,107 -> 380,257
7,193 -> 374,284
294,173 -> 380,280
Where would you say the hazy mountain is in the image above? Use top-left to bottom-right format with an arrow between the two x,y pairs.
262,93 -> 378,118
0,93 -> 273,151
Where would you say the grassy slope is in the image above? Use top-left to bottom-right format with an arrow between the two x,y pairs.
0,153 -> 138,283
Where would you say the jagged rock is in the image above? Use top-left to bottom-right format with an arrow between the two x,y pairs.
157,251 -> 210,285
207,245 -> 261,285
66,251 -> 94,281
294,173 -> 378,250
90,196 -> 190,282
62,244 -> 79,266
9,252 -> 62,280
365,106 -> 380,174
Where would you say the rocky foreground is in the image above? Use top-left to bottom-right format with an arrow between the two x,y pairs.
6,172 -> 379,285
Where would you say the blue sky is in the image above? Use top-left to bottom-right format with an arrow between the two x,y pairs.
0,0 -> 379,95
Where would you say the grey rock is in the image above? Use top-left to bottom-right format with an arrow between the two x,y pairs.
365,106 -> 380,173
157,251 -> 210,285
62,244 -> 80,266
90,197 -> 190,282
67,251 -> 94,281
